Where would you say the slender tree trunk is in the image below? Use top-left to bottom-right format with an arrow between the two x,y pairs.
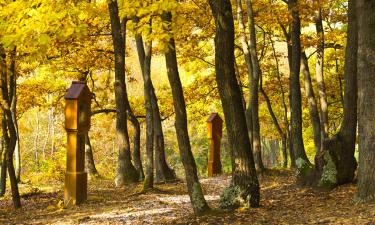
357,0 -> 375,202
121,19 -> 144,181
301,52 -> 321,153
126,106 -> 144,180
270,34 -> 294,167
162,11 -> 209,215
314,2 -> 329,141
288,0 -> 310,166
134,27 -> 154,190
50,106 -> 55,155
34,109 -> 39,166
0,129 -> 7,196
85,132 -> 99,176
108,0 -> 139,186
0,46 -> 21,208
304,0 -> 357,188
42,107 -> 51,158
260,78 -> 288,168
245,0 -> 264,171
209,0 -> 260,207
234,0 -> 253,142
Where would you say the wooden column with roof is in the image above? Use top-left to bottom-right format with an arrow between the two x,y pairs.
207,112 -> 223,177
64,81 -> 91,206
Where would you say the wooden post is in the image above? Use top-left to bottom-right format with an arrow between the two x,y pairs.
64,81 -> 91,206
207,113 -> 223,177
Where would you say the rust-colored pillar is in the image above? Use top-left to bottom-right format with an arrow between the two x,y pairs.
207,113 -> 223,177
64,81 -> 91,206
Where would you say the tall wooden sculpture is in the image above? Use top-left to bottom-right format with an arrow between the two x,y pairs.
207,113 -> 223,177
64,81 -> 91,206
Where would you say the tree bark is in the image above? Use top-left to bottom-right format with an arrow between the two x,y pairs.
314,1 -> 329,141
357,0 -> 375,202
0,46 -> 21,208
303,0 -> 357,189
270,34 -> 294,167
9,48 -> 20,182
209,0 -> 260,207
85,132 -> 99,177
134,26 -> 154,190
108,0 -> 139,186
301,52 -> 321,153
260,79 -> 288,168
162,11 -> 209,215
288,0 -> 310,165
0,128 -> 7,196
245,0 -> 264,171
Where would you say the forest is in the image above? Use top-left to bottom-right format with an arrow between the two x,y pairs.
0,0 -> 374,224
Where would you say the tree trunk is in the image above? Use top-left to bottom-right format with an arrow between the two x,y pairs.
134,27 -> 154,190
288,0 -> 310,167
357,0 -> 375,202
34,109 -> 39,166
245,0 -> 264,171
234,0 -> 253,139
152,90 -> 176,183
314,2 -> 329,141
301,52 -> 321,153
0,130 -> 7,196
0,46 -> 21,208
162,11 -> 209,215
260,79 -> 288,168
85,132 -> 99,177
108,0 -> 139,186
303,0 -> 357,189
209,0 -> 260,207
9,48 -> 20,182
270,34 -> 294,168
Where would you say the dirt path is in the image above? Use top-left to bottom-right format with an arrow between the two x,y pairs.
1,170 -> 374,224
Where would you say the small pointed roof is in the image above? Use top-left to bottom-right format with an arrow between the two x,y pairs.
65,81 -> 90,100
207,112 -> 223,123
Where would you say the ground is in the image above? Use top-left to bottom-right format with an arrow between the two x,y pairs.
1,170 -> 374,224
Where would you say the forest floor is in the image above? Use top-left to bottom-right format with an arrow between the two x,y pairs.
0,169 -> 374,224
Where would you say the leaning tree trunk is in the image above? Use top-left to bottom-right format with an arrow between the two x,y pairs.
288,0 -> 310,170
85,133 -> 99,177
270,34 -> 294,167
301,52 -> 321,153
108,0 -> 139,186
357,0 -> 375,202
234,0 -> 254,147
162,11 -> 209,215
134,30 -> 154,190
260,77 -> 288,168
314,2 -> 329,142
245,0 -> 264,171
209,0 -> 260,207
303,0 -> 358,189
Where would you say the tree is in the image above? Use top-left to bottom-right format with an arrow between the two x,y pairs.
357,0 -> 375,202
208,0 -> 260,207
245,0 -> 264,171
0,46 -> 21,209
303,0 -> 357,188
314,0 -> 328,144
301,52 -> 321,153
108,0 -> 139,186
134,20 -> 154,190
162,11 -> 209,215
287,0 -> 310,167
